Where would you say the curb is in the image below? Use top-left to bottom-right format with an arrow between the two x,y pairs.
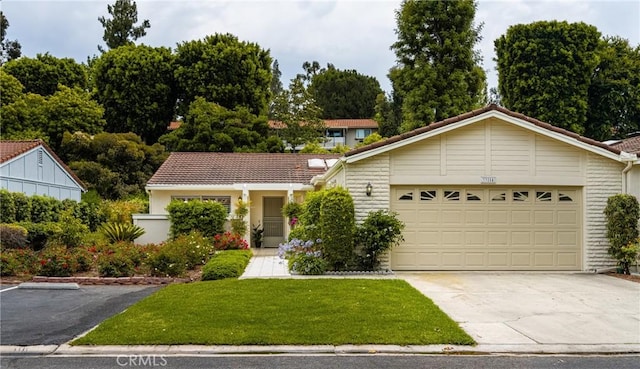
2,344 -> 639,356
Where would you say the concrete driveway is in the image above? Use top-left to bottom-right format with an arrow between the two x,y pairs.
399,273 -> 640,347
1,285 -> 160,345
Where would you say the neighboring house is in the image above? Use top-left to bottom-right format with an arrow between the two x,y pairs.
608,134 -> 640,199
0,140 -> 86,201
268,119 -> 378,149
144,105 -> 638,272
134,153 -> 339,245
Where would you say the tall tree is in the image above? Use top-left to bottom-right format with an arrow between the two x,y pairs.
0,11 -> 21,64
271,76 -> 325,151
495,21 -> 600,135
269,59 -> 284,118
390,0 -> 486,132
585,37 -> 640,140
98,0 -> 150,52
374,91 -> 402,137
2,53 -> 88,96
310,65 -> 383,119
174,33 -> 272,117
159,97 -> 270,152
93,44 -> 177,144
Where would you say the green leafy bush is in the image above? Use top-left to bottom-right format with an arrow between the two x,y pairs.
604,194 -> 640,274
75,201 -> 108,232
201,250 -> 253,280
12,192 -> 32,222
0,248 -> 39,276
104,198 -> 149,224
298,190 -> 326,242
98,251 -> 135,277
167,199 -> 227,238
99,222 -> 146,243
53,209 -> 89,248
355,210 -> 405,271
30,195 -> 63,223
319,187 -> 355,271
0,224 -> 28,250
163,231 -> 215,269
278,239 -> 326,275
0,251 -> 20,276
71,246 -> 94,273
282,201 -> 303,228
212,231 -> 249,250
230,199 -> 249,236
38,246 -> 75,277
19,222 -> 63,250
0,189 -> 16,223
147,248 -> 187,277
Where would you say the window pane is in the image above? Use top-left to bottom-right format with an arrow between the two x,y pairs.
444,191 -> 460,201
490,191 -> 506,202
558,193 -> 574,202
536,191 -> 552,202
399,192 -> 413,200
466,191 -> 482,201
513,191 -> 529,202
420,190 -> 436,201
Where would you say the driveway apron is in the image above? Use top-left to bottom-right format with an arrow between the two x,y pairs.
399,273 -> 640,346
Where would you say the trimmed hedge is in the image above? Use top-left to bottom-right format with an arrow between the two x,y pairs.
167,200 -> 227,238
201,250 -> 253,280
319,187 -> 355,271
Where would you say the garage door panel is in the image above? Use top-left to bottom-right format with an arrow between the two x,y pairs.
391,186 -> 582,271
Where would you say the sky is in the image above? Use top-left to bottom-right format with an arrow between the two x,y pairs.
2,0 -> 639,93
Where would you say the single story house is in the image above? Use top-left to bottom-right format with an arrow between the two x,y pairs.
0,139 -> 86,201
140,105 -> 638,272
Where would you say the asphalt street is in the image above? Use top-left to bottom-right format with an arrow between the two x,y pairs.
0,285 -> 160,345
1,354 -> 639,369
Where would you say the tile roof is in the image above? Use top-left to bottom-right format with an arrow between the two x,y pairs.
345,104 -> 621,157
609,135 -> 640,155
167,121 -> 182,130
169,119 -> 378,130
0,139 -> 86,190
147,152 -> 341,186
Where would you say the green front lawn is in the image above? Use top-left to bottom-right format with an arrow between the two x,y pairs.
73,279 -> 474,346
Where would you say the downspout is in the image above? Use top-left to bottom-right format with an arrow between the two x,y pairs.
622,160 -> 633,194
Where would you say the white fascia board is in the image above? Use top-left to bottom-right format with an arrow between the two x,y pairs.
145,183 -> 314,192
314,158 -> 345,184
345,110 -> 624,164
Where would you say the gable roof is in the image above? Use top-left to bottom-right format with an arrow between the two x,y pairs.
0,139 -> 86,191
147,152 -> 340,186
345,104 -> 622,160
609,135 -> 640,155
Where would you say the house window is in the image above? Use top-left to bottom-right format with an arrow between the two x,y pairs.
326,129 -> 344,138
355,129 -> 372,140
420,190 -> 437,201
171,195 -> 232,213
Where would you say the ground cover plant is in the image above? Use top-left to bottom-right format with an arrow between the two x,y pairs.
72,279 -> 474,346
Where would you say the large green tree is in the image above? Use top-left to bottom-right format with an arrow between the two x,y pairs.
174,33 -> 272,117
2,53 -> 88,96
61,132 -> 167,200
390,0 -> 486,131
495,21 -> 601,135
159,97 -> 270,152
585,37 -> 640,140
269,59 -> 284,119
98,0 -> 150,52
271,76 -> 325,151
0,11 -> 21,64
310,65 -> 382,119
93,44 -> 176,144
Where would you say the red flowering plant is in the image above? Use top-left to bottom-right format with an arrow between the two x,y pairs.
38,246 -> 76,277
212,232 -> 249,250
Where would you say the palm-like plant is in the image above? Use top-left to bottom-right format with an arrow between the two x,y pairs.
99,222 -> 145,243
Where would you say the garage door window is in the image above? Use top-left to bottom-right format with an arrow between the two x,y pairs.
466,191 -> 482,201
491,191 -> 506,202
536,191 -> 552,202
399,192 -> 413,200
513,191 -> 529,202
444,191 -> 460,201
420,190 -> 437,201
559,192 -> 574,202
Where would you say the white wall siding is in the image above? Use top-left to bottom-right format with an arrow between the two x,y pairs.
585,153 -> 624,270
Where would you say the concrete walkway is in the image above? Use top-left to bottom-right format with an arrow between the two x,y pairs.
240,248 -> 291,278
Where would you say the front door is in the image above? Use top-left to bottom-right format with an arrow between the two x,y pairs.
263,197 -> 285,248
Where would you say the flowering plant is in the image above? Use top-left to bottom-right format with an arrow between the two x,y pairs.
278,238 -> 326,275
213,231 -> 249,250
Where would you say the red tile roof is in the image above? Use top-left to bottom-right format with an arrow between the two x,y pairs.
147,153 -> 341,186
267,119 -> 378,129
345,104 -> 621,157
610,135 -> 640,155
0,140 -> 86,190
167,121 -> 182,130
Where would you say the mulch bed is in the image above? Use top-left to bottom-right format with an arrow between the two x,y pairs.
606,272 -> 640,283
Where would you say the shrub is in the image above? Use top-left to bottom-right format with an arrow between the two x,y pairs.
278,238 -> 326,275
212,231 -> 249,251
319,187 -> 355,271
99,222 -> 146,243
251,223 -> 264,248
12,192 -> 32,222
282,201 -> 303,228
104,198 -> 148,224
71,246 -> 94,273
0,224 -> 28,250
19,222 -> 63,250
38,246 -> 75,277
98,251 -> 135,277
230,199 -> 250,236
0,248 -> 39,276
0,189 -> 16,223
355,210 -> 405,271
163,231 -> 215,269
75,201 -> 108,232
147,248 -> 187,277
53,209 -> 89,248
30,195 -> 63,223
604,194 -> 640,274
167,199 -> 227,238
299,190 -> 325,242
201,250 -> 253,280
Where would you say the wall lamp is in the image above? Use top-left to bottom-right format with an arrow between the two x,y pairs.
365,182 -> 373,197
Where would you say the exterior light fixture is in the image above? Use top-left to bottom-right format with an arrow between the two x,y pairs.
366,182 -> 373,197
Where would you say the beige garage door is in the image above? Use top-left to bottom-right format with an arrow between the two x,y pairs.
390,187 -> 582,270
